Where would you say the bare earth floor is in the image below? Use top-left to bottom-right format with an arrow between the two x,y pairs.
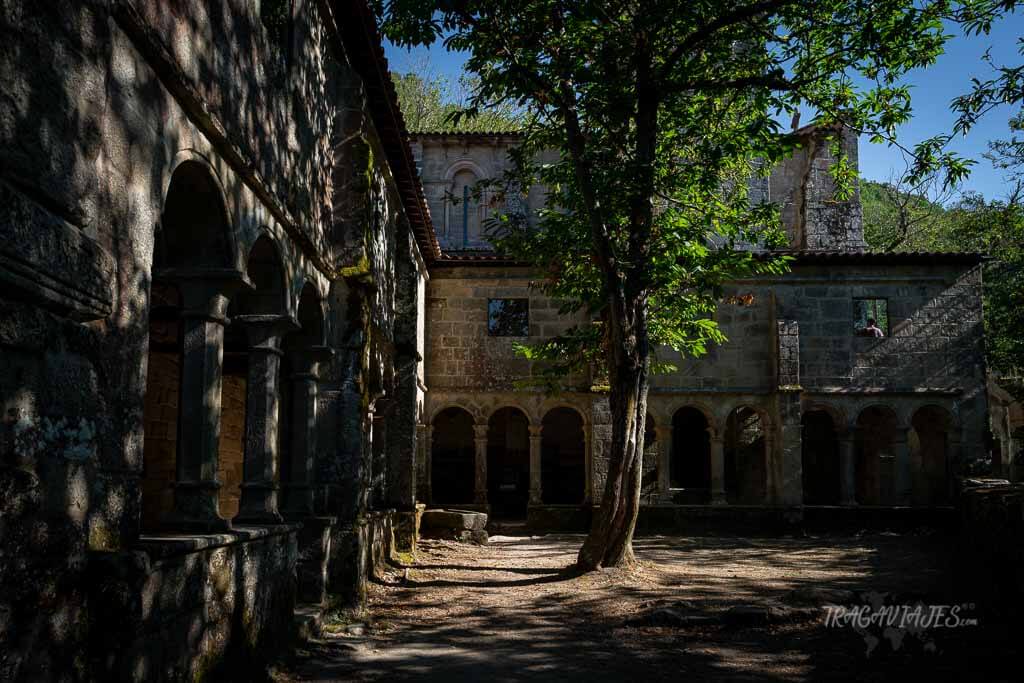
276,533 -> 1015,682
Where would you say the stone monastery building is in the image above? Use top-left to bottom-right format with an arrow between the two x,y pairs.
0,1 -> 990,680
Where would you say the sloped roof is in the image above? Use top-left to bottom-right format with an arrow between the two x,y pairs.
324,0 -> 440,262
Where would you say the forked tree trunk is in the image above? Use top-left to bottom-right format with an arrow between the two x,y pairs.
577,298 -> 650,570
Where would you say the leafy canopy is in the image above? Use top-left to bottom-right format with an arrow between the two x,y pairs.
391,64 -> 525,132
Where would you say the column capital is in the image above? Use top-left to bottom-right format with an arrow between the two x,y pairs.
155,267 -> 253,320
287,345 -> 335,378
234,314 -> 300,350
529,425 -> 543,438
473,424 -> 489,440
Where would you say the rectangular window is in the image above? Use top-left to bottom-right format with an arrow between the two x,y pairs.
853,298 -> 889,337
488,298 -> 529,336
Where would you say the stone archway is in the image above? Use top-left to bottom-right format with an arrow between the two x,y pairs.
724,406 -> 767,504
141,160 -> 243,532
487,407 -> 531,518
671,407 -> 711,503
855,405 -> 900,505
541,407 -> 586,505
431,407 -> 477,505
802,410 -> 841,505
911,406 -> 954,505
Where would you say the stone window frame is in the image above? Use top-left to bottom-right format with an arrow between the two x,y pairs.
487,298 -> 530,337
852,297 -> 890,336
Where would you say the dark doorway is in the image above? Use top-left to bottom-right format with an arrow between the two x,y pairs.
541,408 -> 586,504
855,406 -> 899,505
431,407 -> 476,505
671,407 -> 710,502
724,406 -> 767,504
802,410 -> 841,504
487,407 -> 531,518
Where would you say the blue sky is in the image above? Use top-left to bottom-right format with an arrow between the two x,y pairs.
384,13 -> 1024,200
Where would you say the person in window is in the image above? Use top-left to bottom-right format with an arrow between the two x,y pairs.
863,318 -> 885,337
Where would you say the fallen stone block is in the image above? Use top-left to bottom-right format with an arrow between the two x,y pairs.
420,509 -> 489,544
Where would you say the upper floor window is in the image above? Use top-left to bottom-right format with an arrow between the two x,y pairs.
488,299 -> 529,336
854,298 -> 888,337
448,169 -> 481,248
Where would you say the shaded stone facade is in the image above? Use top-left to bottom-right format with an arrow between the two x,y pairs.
412,130 -> 989,528
0,1 -> 432,679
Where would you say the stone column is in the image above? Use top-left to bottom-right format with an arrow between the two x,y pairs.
893,426 -> 912,506
655,425 -> 673,502
422,425 -> 433,505
709,429 -> 727,505
474,423 -> 488,504
282,345 -> 333,519
529,425 -> 543,504
838,428 -> 857,506
583,426 -> 593,504
163,269 -> 251,532
234,314 -> 298,524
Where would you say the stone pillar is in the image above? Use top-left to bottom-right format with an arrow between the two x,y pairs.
234,314 -> 298,524
282,346 -> 333,519
838,428 -> 857,506
385,351 -> 419,512
474,423 -> 488,504
371,405 -> 387,509
893,426 -> 912,506
583,426 -> 593,504
529,425 -> 543,504
163,270 -> 251,532
709,430 -> 727,505
421,424 -> 433,505
655,425 -> 673,502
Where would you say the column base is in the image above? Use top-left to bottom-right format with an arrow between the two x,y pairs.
710,492 -> 728,506
236,483 -> 284,524
281,484 -> 316,520
165,480 -> 231,532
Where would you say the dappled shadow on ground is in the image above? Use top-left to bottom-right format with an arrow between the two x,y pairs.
276,534 -> 1015,682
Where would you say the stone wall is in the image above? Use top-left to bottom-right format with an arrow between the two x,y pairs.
768,124 -> 865,250
87,526 -> 298,681
426,266 -> 589,392
0,1 -> 429,678
410,134 -> 554,252
422,257 -> 988,512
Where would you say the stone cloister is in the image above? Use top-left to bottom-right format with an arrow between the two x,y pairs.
0,1 -> 1007,681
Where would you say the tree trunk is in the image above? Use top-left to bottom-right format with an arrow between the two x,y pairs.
577,296 -> 649,570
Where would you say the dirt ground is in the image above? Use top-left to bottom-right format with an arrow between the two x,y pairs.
276,532 -> 1015,682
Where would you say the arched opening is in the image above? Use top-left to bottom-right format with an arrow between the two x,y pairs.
156,160 -> 232,268
141,161 -> 234,530
487,407 -> 531,518
641,413 -> 658,501
140,281 -> 183,530
541,407 -> 586,505
724,406 -> 767,504
855,406 -> 899,505
802,410 -> 841,504
911,406 -> 953,506
218,235 -> 289,519
431,407 -> 476,505
448,168 -> 482,248
671,407 -> 710,503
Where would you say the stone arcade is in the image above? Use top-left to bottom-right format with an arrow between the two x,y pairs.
0,2 -> 996,681
411,129 -> 990,531
1,1 -> 434,679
